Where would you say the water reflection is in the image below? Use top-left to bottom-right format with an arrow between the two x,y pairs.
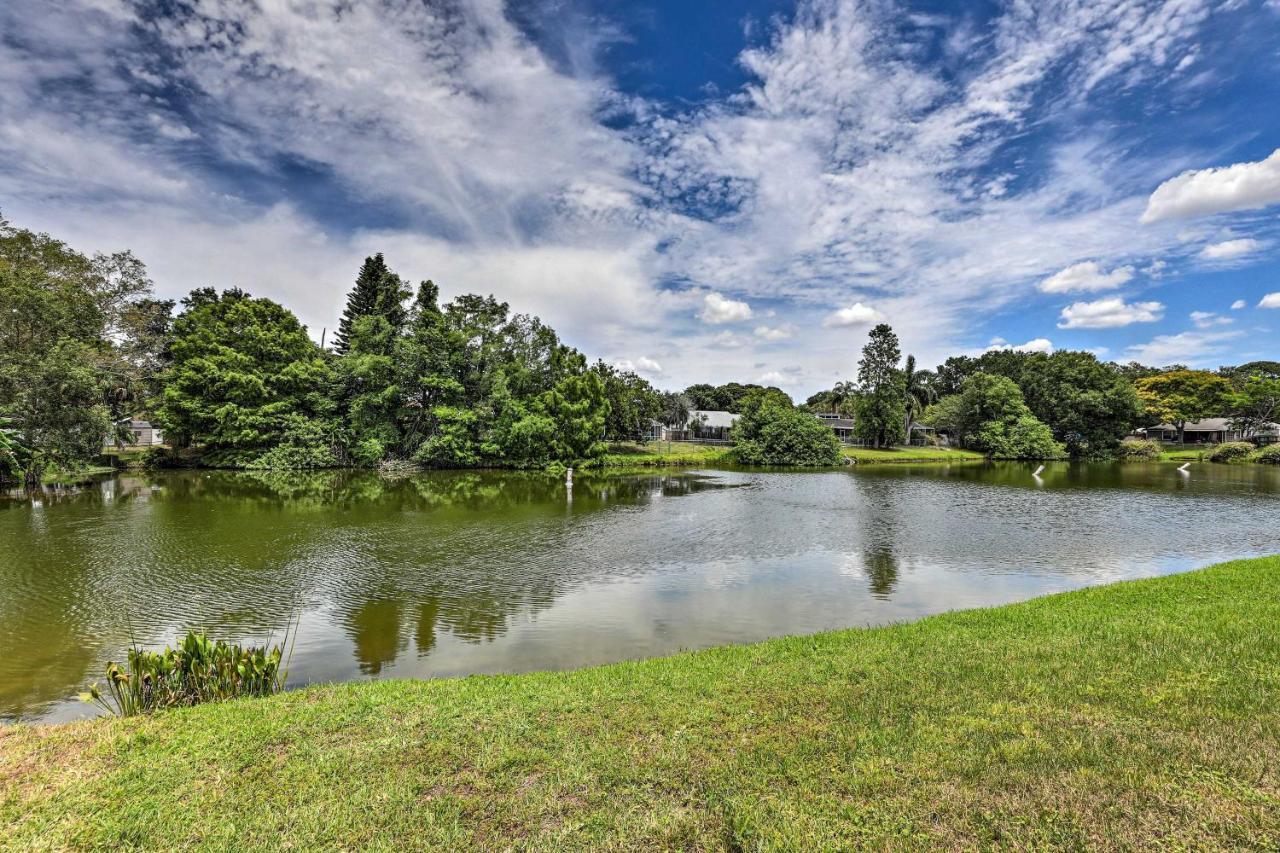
2,463 -> 1278,722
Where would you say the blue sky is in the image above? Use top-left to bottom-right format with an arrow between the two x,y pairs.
2,0 -> 1279,396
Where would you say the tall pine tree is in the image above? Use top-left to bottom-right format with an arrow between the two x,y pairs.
333,254 -> 409,354
854,323 -> 907,448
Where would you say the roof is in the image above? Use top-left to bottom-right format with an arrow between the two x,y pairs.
1149,419 -> 1280,432
688,410 -> 739,429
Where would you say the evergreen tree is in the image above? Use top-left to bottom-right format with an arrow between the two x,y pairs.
333,254 -> 409,354
854,323 -> 906,448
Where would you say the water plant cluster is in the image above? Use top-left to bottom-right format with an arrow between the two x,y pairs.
81,631 -> 289,717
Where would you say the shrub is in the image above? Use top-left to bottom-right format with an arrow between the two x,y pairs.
1250,444 -> 1280,465
734,406 -> 842,466
1207,441 -> 1255,463
1116,438 -> 1162,461
978,414 -> 1067,460
81,631 -> 288,717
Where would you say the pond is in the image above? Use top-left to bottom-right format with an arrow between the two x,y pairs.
3,462 -> 1279,723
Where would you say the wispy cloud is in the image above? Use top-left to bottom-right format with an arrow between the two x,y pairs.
1125,329 -> 1244,365
0,0 -> 1274,391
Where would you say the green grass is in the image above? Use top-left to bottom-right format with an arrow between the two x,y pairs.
598,440 -> 733,467
3,556 -> 1279,849
842,444 -> 985,463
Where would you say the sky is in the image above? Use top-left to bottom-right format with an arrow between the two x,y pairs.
2,0 -> 1279,398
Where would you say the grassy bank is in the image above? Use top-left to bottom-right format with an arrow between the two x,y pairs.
842,445 -> 984,463
599,440 -> 733,467
3,557 -> 1279,849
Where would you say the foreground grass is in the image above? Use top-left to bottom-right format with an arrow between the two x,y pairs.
3,557 -> 1279,849
842,445 -> 985,463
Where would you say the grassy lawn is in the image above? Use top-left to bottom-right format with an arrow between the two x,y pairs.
3,556 -> 1279,849
842,444 -> 985,463
598,440 -> 732,467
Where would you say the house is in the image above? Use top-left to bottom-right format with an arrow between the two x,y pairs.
646,410 -> 739,442
104,418 -> 165,448
1135,418 -> 1280,445
813,412 -> 857,443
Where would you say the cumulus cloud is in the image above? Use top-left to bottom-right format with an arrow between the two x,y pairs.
986,337 -> 1054,353
1038,261 -> 1134,293
1231,299 -> 1247,310
1261,292 -> 1280,309
753,325 -> 793,341
1058,297 -> 1164,329
1199,238 -> 1261,260
1125,330 -> 1244,365
1141,149 -> 1280,223
699,292 -> 753,324
614,356 -> 663,376
1189,310 -> 1232,328
823,303 -> 885,328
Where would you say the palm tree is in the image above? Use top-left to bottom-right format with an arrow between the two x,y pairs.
902,355 -> 936,444
830,380 -> 857,415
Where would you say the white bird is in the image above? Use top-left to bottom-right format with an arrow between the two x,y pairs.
1033,465 -> 1045,476
1178,462 -> 1190,473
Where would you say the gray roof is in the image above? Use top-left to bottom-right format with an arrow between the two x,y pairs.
688,410 -> 739,429
1150,418 -> 1280,432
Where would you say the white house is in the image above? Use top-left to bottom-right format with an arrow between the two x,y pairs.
105,417 -> 165,448
647,410 -> 739,442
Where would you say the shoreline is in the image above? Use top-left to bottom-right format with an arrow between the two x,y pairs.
4,555 -> 1278,848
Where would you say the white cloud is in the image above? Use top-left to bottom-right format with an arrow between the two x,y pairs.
1058,297 -> 1164,329
1189,310 -> 1232,328
1199,238 -> 1261,260
823,302 -> 885,328
1260,293 -> 1280,309
1038,261 -> 1134,293
1141,149 -> 1280,223
1124,330 -> 1244,365
753,325 -> 793,341
987,336 -> 1054,353
1231,299 -> 1247,310
0,0 -> 1254,394
614,356 -> 663,377
699,292 -> 753,324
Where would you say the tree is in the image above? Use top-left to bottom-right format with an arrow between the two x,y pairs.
0,216 -> 162,480
1229,375 -> 1280,438
854,323 -> 906,447
1015,351 -> 1141,457
1134,370 -> 1232,444
733,405 -> 842,466
595,362 -> 662,440
925,373 -> 1064,459
332,254 -> 410,354
154,289 -> 335,459
902,355 -> 936,442
660,392 -> 692,429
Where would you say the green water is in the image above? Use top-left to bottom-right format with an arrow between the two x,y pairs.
2,462 -> 1278,722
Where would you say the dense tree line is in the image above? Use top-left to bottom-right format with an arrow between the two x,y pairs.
4,216 -> 1277,480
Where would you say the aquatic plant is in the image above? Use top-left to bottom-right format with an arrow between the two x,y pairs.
82,630 -> 291,717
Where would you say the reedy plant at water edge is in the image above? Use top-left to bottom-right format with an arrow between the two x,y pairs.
81,629 -> 293,717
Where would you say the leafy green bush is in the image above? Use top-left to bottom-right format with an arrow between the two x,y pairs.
1116,438 -> 1162,461
978,413 -> 1067,460
1250,444 -> 1280,465
1207,441 -> 1254,463
82,631 -> 289,717
734,406 -> 842,466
